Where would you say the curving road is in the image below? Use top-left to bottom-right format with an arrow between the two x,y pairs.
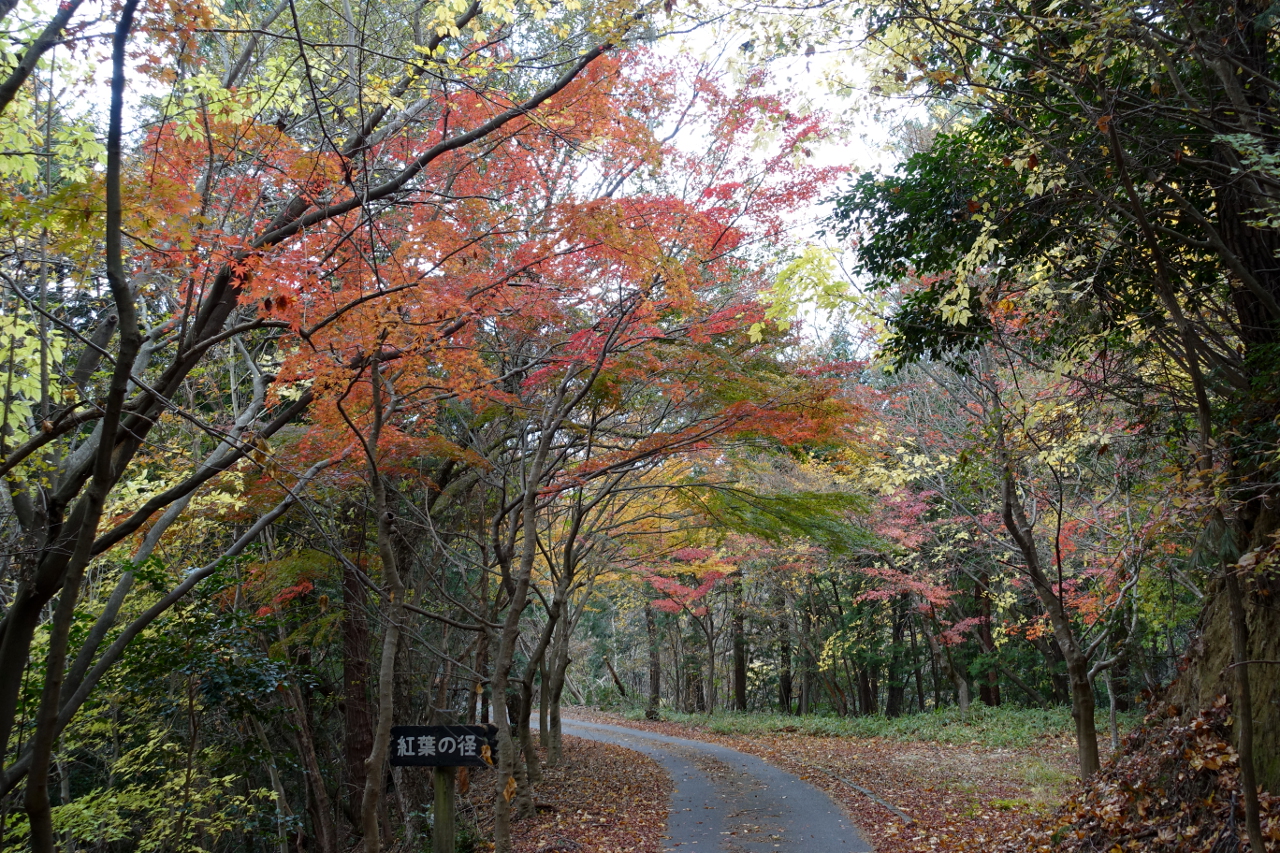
559,718 -> 872,852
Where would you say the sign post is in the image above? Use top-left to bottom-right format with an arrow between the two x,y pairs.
433,766 -> 455,853
389,725 -> 497,853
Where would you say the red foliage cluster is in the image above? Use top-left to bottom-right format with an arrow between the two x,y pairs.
645,571 -> 724,616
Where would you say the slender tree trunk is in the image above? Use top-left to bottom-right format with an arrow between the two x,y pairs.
916,598 -> 969,714
645,603 -> 661,720
546,626 -> 570,765
1104,671 -> 1120,753
286,682 -> 338,853
358,368 -> 407,853
683,624 -> 707,713
519,681 -> 541,786
491,589 -> 527,853
909,618 -> 926,712
704,620 -> 716,714
538,657 -> 550,749
776,590 -> 792,714
1001,466 -> 1098,777
603,656 -> 628,697
492,414 -> 555,853
475,626 -> 490,726
341,542 -> 373,832
732,578 -> 747,712
798,600 -> 813,716
20,7 -> 143,846
253,717 -> 296,853
857,669 -> 873,715
885,595 -> 908,718
359,612 -> 400,853
433,649 -> 454,723
839,656 -> 857,716
1226,569 -> 1266,853
1031,635 -> 1070,703
518,596 -> 565,790
976,572 -> 1001,707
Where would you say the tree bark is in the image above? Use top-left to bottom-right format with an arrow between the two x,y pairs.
732,577 -> 747,712
341,534 -> 374,831
915,597 -> 969,714
538,656 -> 550,749
908,618 -> 927,712
798,598 -> 813,716
546,617 -> 571,765
491,403 -> 558,853
885,595 -> 908,718
976,572 -> 1001,707
603,655 -> 627,697
1001,468 -> 1099,778
1226,569 -> 1266,853
358,366 -> 407,853
776,589 -> 793,714
645,603 -> 661,720
857,669 -> 874,716
285,682 -> 338,853
21,8 -> 141,847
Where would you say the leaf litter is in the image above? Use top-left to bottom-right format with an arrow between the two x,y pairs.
504,736 -> 671,853
567,703 -> 1279,853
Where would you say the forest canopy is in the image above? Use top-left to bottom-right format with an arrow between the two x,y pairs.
0,0 -> 1277,851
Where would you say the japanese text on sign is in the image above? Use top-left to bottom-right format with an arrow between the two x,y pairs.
389,725 -> 498,768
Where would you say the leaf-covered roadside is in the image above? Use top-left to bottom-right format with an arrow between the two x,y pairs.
498,736 -> 670,853
568,705 -> 1280,853
989,698 -> 1280,853
566,708 -> 1076,852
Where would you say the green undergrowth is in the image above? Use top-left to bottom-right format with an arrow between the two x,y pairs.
624,704 -> 1142,751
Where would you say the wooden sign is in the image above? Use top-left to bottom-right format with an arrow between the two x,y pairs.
389,724 -> 498,768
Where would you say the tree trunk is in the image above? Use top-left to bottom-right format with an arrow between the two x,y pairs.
341,547 -> 373,832
358,588 -> 402,853
798,599 -> 813,716
1001,468 -> 1099,777
1103,671 -> 1120,753
285,682 -> 338,853
732,577 -> 747,712
538,657 -> 550,749
519,592 -> 566,790
513,686 -> 540,805
1226,569 -> 1266,853
359,371 -> 407,853
491,414 -> 555,853
546,615 -> 572,766
885,595 -> 908,718
916,598 -> 969,714
776,589 -> 792,714
976,572 -> 1001,707
1169,536 -> 1280,793
909,618 -> 926,712
1031,635 -> 1070,703
645,603 -> 661,720
603,655 -> 627,697
701,616 -> 717,714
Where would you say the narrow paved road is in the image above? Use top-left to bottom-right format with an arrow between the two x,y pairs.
560,718 -> 872,852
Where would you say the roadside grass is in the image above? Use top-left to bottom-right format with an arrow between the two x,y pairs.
1020,755 -> 1075,806
622,703 -> 1142,752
